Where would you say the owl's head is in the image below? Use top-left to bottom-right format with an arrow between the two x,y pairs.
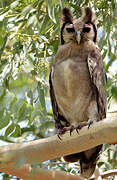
60,7 -> 97,45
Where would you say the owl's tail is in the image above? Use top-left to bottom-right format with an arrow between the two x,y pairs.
64,145 -> 102,178
80,144 -> 103,178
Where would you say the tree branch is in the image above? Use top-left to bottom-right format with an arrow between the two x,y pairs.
0,163 -> 117,180
0,116 -> 116,179
0,163 -> 84,180
0,116 -> 117,165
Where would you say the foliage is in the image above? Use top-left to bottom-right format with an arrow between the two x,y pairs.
0,0 -> 117,179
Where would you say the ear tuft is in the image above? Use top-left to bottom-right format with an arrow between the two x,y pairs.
82,7 -> 96,24
60,7 -> 73,25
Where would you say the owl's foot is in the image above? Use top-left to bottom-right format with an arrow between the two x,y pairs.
57,121 -> 94,140
57,122 -> 89,138
58,123 -> 86,136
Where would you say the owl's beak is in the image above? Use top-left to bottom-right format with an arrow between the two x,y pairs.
76,30 -> 81,44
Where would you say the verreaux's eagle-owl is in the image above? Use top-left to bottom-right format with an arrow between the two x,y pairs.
49,7 -> 107,178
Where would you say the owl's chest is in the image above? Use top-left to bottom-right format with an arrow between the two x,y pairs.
52,58 -> 93,123
53,58 -> 92,97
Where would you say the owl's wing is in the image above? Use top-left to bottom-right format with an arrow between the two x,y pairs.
88,46 -> 107,120
49,68 -> 69,130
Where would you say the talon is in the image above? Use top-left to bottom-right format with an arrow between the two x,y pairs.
76,128 -> 79,134
88,120 -> 93,129
70,129 -> 72,136
70,125 -> 74,136
57,134 -> 62,140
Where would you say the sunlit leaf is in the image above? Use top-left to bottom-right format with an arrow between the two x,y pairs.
10,1 -> 19,9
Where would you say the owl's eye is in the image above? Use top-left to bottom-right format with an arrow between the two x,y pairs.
65,24 -> 75,33
66,27 -> 75,33
82,23 -> 91,33
82,27 -> 91,33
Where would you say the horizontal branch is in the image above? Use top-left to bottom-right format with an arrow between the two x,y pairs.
0,116 -> 117,166
0,163 -> 83,180
0,162 -> 117,180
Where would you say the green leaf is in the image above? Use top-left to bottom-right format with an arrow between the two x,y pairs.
40,15 -> 51,34
48,5 -> 56,23
106,52 -> 117,71
37,0 -> 44,15
0,90 -> 14,111
0,110 -> 10,129
27,90 -> 33,105
37,82 -> 47,115
30,102 -> 40,122
108,38 -> 111,57
27,15 -> 37,27
111,85 -> 117,100
9,95 -> 17,110
102,49 -> 107,59
17,102 -> 27,121
10,99 -> 23,115
22,5 -> 32,16
11,124 -> 21,137
0,89 -> 6,103
0,34 -> 7,59
5,123 -> 15,137
98,34 -> 106,50
0,135 -> 14,143
10,1 -> 19,9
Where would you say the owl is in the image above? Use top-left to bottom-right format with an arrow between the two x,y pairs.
49,7 -> 107,178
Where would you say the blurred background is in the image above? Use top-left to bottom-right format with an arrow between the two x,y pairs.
0,0 -> 117,179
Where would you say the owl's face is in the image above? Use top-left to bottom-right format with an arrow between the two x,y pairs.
60,7 -> 97,45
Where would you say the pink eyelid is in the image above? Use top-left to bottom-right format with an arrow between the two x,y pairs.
65,24 -> 74,28
84,24 -> 91,28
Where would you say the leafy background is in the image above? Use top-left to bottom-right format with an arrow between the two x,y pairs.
0,0 -> 117,179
